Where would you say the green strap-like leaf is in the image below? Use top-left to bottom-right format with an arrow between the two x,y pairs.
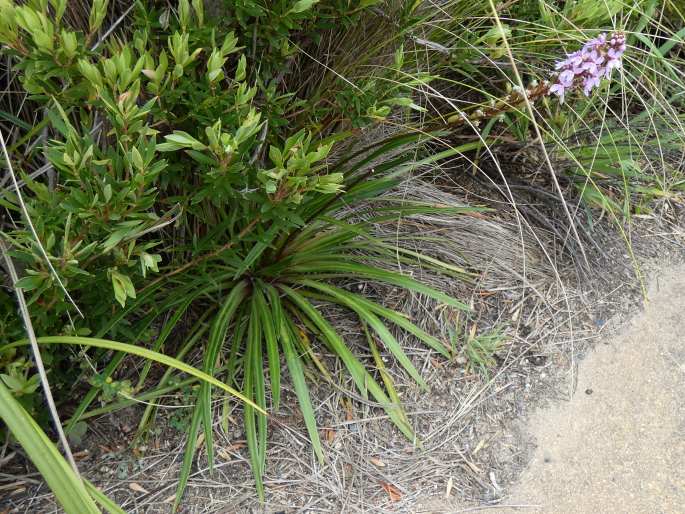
201,280 -> 249,471
137,297 -> 194,389
366,326 -> 411,429
257,283 -> 281,410
136,312 -> 212,439
0,336 -> 266,414
297,280 -> 427,389
233,222 -> 281,279
299,280 -> 450,356
67,310 -> 159,434
84,481 -> 127,514
0,381 -> 101,513
279,286 -> 414,439
266,285 -> 324,463
287,261 -> 468,310
244,295 -> 266,499
173,398 -> 203,511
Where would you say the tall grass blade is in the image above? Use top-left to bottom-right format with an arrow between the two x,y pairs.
267,285 -> 324,463
257,283 -> 281,410
279,286 -> 415,439
201,280 -> 248,471
303,280 -> 428,389
300,281 -> 450,356
244,294 -> 266,499
0,381 -> 101,513
287,261 -> 469,310
0,337 -> 266,413
173,402 -> 203,511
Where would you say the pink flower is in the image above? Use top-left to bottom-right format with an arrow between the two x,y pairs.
548,31 -> 626,102
549,83 -> 566,102
558,70 -> 575,87
583,75 -> 601,96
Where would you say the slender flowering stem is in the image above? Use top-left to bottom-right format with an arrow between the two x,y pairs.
447,31 -> 626,127
447,81 -> 552,127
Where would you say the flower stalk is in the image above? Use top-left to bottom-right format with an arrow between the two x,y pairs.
448,31 -> 626,127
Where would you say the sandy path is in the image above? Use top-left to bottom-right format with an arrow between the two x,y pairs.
502,267 -> 685,514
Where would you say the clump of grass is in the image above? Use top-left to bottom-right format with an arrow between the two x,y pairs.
463,325 -> 505,376
448,312 -> 505,377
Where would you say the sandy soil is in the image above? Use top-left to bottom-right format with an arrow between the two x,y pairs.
498,267 -> 685,514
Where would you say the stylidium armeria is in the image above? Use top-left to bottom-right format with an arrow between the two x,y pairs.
549,31 -> 626,103
447,31 -> 626,127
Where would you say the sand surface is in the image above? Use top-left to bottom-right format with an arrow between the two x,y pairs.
501,267 -> 685,514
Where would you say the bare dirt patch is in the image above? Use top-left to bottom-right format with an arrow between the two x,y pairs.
422,265 -> 685,514
501,267 -> 685,514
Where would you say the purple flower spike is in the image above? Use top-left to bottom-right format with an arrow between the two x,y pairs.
548,31 -> 626,102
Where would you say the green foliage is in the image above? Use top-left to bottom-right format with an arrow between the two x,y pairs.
449,317 -> 505,377
0,379 -> 122,513
1,0 -> 684,509
1,355 -> 40,409
0,0 -> 467,505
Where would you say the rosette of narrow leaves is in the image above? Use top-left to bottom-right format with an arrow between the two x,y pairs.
171,180 -> 475,505
78,131 -> 481,507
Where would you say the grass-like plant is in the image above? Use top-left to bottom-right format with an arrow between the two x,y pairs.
0,379 -> 120,513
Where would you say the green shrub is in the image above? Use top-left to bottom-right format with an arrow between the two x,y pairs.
0,0 -> 469,507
